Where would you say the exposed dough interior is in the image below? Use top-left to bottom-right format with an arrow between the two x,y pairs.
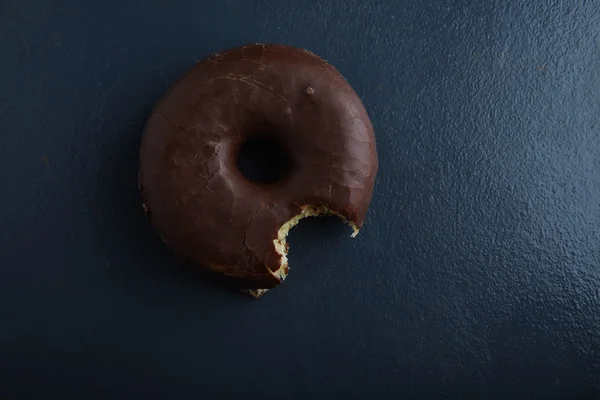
244,204 -> 359,298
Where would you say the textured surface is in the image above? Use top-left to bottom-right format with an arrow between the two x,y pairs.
1,0 -> 599,398
139,44 -> 377,290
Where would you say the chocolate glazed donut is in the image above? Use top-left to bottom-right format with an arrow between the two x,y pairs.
139,44 -> 378,297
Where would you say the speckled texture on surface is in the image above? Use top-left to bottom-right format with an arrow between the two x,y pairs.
1,1 -> 599,399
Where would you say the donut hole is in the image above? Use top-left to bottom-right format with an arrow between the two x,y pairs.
236,135 -> 293,183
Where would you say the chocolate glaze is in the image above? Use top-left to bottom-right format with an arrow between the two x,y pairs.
139,44 -> 377,291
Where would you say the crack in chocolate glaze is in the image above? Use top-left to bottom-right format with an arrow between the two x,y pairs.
154,111 -> 189,133
139,44 -> 378,296
205,74 -> 289,103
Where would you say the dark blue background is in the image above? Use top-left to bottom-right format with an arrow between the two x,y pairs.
1,1 -> 599,398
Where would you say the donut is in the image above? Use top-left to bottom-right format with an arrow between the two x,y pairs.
139,44 -> 378,297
